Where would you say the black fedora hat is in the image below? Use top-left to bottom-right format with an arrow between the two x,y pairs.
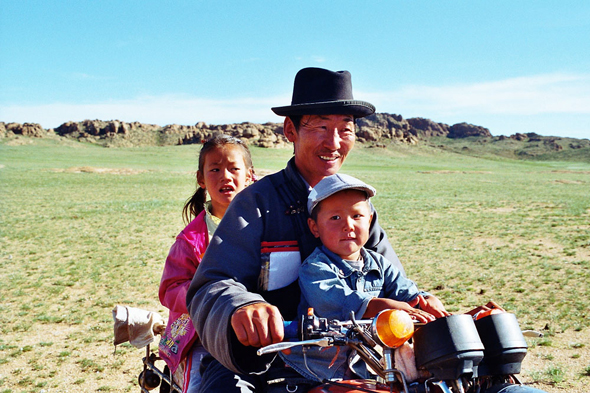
271,67 -> 375,118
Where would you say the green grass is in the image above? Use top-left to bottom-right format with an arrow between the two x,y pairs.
427,135 -> 590,163
1,136 -> 589,391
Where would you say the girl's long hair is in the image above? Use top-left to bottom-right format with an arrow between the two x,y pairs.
182,135 -> 253,224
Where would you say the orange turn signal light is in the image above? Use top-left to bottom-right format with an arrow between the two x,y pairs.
372,309 -> 414,348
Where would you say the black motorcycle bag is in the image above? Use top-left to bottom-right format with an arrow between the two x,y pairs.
474,312 -> 528,376
413,314 -> 485,380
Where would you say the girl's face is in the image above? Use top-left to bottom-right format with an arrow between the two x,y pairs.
197,145 -> 253,219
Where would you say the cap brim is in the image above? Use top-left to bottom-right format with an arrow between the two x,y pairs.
272,100 -> 375,118
308,183 -> 376,215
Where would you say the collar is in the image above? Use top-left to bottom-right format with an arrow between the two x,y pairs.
285,157 -> 312,193
320,245 -> 381,278
204,201 -> 220,240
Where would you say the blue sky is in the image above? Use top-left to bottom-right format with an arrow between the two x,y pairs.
1,1 -> 589,138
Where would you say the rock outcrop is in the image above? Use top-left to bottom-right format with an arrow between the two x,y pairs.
166,121 -> 290,148
406,117 -> 450,137
1,122 -> 48,138
511,133 -> 528,141
49,119 -> 289,148
357,113 -> 418,144
356,113 -> 493,143
447,122 -> 492,138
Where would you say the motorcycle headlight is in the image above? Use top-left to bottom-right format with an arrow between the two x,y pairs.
371,309 -> 414,348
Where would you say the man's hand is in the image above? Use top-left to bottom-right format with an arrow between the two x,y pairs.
230,302 -> 284,347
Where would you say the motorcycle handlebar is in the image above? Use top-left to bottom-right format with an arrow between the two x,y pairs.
283,320 -> 299,340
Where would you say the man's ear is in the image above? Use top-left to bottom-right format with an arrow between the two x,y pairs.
196,170 -> 206,189
283,117 -> 297,143
308,217 -> 321,238
369,212 -> 374,225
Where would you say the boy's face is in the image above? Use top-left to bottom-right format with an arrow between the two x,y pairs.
308,190 -> 373,261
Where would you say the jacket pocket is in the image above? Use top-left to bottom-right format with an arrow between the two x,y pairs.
259,241 -> 301,291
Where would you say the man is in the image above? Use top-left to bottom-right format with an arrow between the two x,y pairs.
186,67 -> 405,392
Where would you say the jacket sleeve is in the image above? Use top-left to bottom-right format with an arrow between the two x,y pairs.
159,239 -> 201,314
365,203 -> 406,277
374,250 -> 420,303
186,188 -> 275,375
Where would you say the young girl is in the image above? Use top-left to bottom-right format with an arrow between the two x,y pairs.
158,135 -> 254,392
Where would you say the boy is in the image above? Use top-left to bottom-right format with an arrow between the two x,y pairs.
281,173 -> 449,382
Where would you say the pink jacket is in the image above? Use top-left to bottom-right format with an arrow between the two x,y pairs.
158,210 -> 209,373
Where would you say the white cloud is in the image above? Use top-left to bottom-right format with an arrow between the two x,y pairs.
2,73 -> 589,138
364,72 -> 590,117
71,72 -> 115,81
1,94 -> 286,129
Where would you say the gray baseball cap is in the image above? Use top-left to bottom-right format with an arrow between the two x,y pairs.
307,174 -> 376,215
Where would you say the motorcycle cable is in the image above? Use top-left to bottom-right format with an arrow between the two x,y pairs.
321,380 -> 394,393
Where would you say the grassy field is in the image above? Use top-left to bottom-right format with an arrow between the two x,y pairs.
1,137 -> 589,392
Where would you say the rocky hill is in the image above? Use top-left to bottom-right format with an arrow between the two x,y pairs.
2,114 -> 588,162
5,113 -> 590,162
0,113 -> 494,148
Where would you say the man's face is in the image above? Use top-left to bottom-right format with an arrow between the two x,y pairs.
284,114 -> 355,187
308,190 -> 373,261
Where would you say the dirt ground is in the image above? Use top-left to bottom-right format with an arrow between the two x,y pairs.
520,328 -> 590,392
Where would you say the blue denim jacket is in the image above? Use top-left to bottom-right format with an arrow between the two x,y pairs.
280,246 -> 421,382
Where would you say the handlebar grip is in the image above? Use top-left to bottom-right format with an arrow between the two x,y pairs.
283,320 -> 299,340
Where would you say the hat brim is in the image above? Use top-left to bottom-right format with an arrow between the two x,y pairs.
272,100 -> 375,118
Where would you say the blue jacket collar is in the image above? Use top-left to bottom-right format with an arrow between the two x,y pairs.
319,245 -> 382,278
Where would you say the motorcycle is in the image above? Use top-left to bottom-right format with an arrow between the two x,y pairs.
137,342 -> 182,393
257,305 -> 548,393
111,305 -> 182,393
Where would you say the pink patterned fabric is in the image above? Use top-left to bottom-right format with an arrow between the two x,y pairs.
158,211 -> 209,373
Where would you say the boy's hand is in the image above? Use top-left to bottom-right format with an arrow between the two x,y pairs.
404,307 -> 437,324
364,298 -> 436,323
416,295 -> 451,318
